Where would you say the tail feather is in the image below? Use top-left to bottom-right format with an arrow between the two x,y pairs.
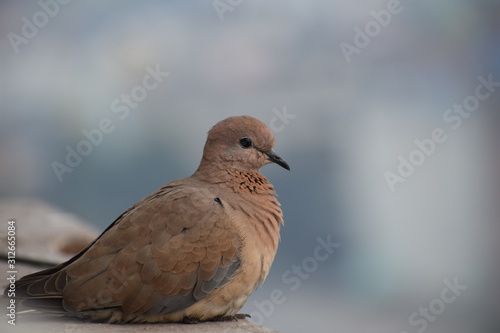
20,298 -> 66,313
41,270 -> 67,294
4,260 -> 71,312
3,214 -> 123,316
24,272 -> 64,297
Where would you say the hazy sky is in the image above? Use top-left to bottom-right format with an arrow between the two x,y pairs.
1,1 -> 499,332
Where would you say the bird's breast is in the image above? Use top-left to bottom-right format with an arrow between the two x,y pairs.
221,191 -> 282,285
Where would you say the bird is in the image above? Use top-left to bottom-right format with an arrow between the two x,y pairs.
7,115 -> 290,323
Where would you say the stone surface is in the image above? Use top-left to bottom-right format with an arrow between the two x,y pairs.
0,199 -> 99,265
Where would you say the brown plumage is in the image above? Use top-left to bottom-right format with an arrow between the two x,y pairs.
7,115 -> 289,323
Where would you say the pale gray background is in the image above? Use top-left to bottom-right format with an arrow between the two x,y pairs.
1,1 -> 499,332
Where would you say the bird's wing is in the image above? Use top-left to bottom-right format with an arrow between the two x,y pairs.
16,183 -> 241,318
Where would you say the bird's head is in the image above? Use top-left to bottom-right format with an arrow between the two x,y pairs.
199,115 -> 290,173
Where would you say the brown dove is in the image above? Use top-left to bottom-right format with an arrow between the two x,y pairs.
7,115 -> 289,323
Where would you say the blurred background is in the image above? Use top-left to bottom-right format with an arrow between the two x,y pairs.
1,0 -> 499,332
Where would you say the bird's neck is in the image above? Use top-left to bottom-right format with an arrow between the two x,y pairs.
193,165 -> 275,196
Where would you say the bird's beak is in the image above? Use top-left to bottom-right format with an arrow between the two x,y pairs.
265,150 -> 290,171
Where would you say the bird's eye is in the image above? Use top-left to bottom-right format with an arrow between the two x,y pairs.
239,137 -> 253,148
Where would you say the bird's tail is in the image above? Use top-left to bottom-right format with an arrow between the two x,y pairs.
5,227 -> 101,313
5,263 -> 69,312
